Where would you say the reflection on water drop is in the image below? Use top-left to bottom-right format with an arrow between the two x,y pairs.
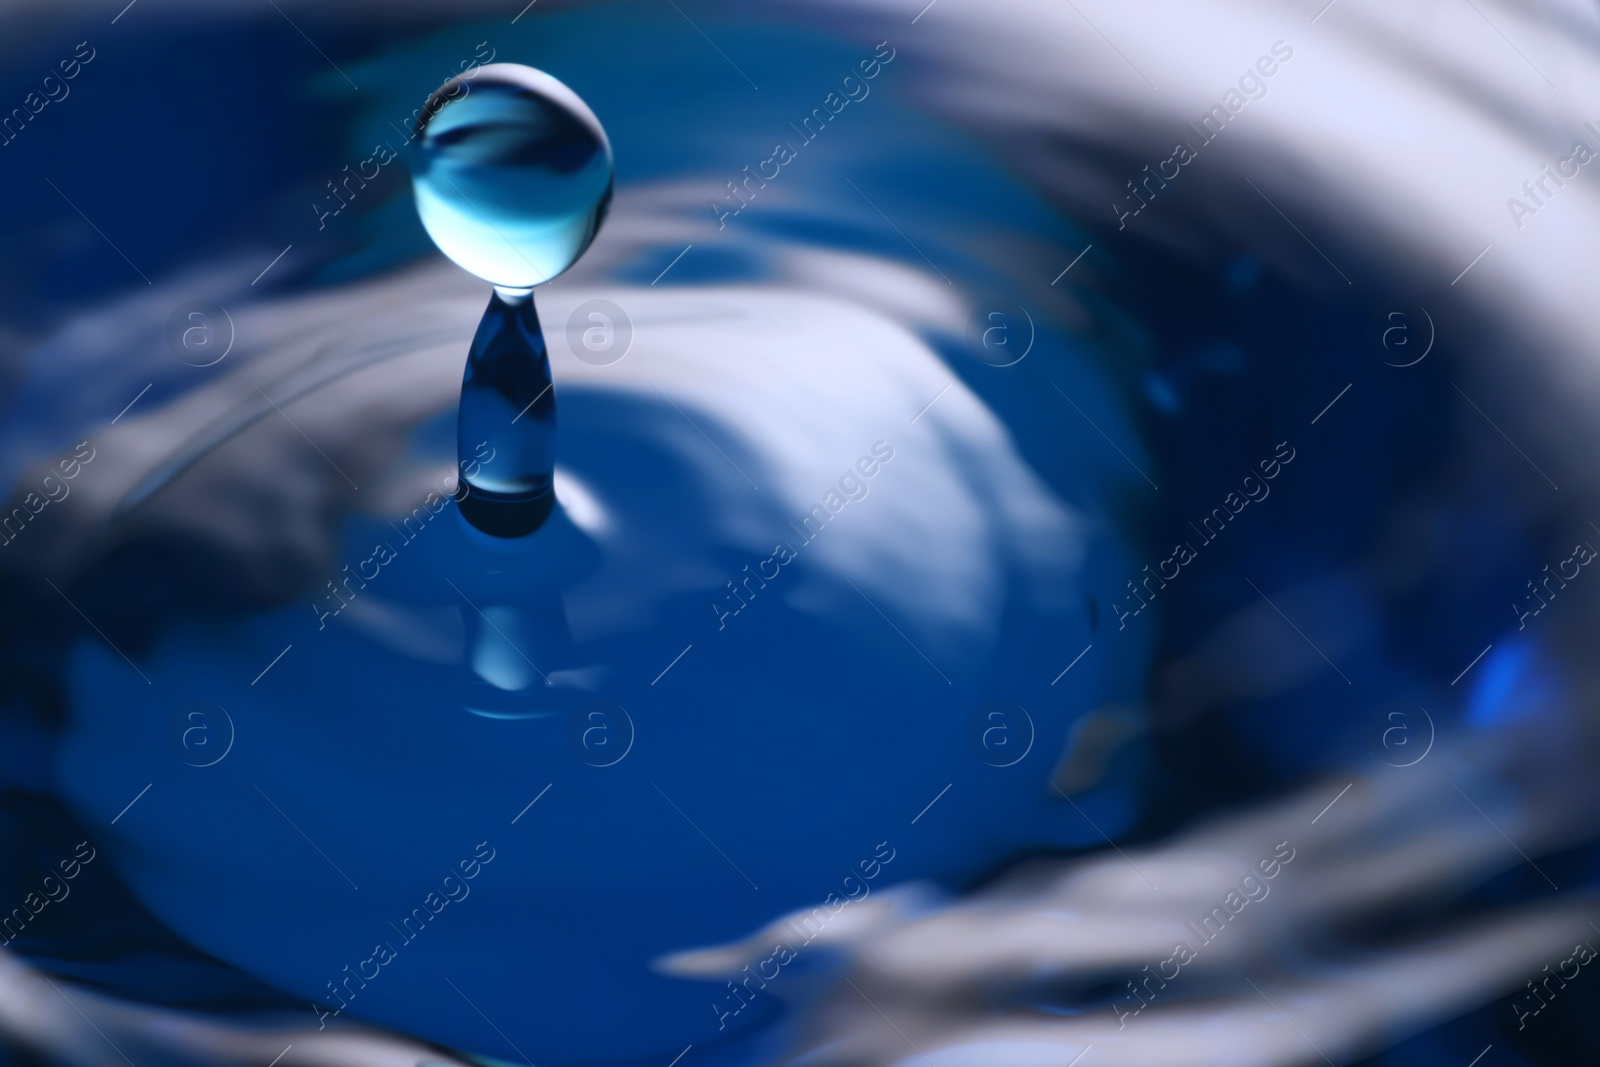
410,62 -> 614,537
411,63 -> 614,289
457,289 -> 556,536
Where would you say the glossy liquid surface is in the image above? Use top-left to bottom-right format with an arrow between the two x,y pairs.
457,290 -> 555,537
411,64 -> 614,289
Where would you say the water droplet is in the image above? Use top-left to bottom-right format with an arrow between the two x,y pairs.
456,289 -> 557,536
409,64 -> 614,537
411,64 -> 614,289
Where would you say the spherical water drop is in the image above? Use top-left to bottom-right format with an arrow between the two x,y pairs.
411,63 -> 614,290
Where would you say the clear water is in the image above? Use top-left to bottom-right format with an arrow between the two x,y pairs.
412,64 -> 613,536
2,7 -> 1597,1067
455,289 -> 557,536
410,64 -> 614,289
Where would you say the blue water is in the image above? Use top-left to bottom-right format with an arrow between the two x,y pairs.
411,64 -> 614,289
0,4 -> 1595,1067
456,290 -> 557,536
414,63 -> 611,536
